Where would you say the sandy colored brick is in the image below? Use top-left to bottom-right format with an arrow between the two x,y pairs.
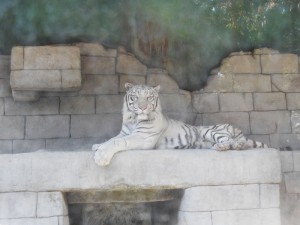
11,46 -> 24,70
192,93 -> 219,113
12,90 -> 39,102
287,93 -> 300,110
96,95 -> 124,113
61,70 -> 81,90
291,111 -> 300,133
80,75 -> 119,95
220,93 -> 253,112
254,93 -> 286,111
117,54 -> 147,75
220,55 -> 261,74
76,42 -> 117,57
272,74 -> 300,92
160,92 -> 192,113
120,75 -> 146,92
146,74 -> 179,93
280,151 -> 294,172
81,56 -> 115,75
203,74 -> 233,92
233,74 -> 271,92
262,53 -> 298,74
37,192 -> 68,217
60,96 -> 95,114
0,116 -> 24,139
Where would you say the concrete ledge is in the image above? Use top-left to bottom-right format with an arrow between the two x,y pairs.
0,149 -> 281,192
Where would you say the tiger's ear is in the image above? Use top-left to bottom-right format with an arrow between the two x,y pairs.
125,83 -> 134,91
153,85 -> 160,93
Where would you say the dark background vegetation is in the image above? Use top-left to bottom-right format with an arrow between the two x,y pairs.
0,0 -> 299,90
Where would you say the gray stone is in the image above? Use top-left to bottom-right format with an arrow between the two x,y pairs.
280,192 -> 300,225
12,90 -> 40,102
61,70 -> 81,91
254,93 -> 286,111
203,112 -> 250,134
220,93 -> 253,112
260,184 -> 280,208
26,116 -> 70,139
180,185 -> 259,211
178,212 -> 212,225
261,54 -> 298,74
0,217 -> 59,225
233,74 -> 271,92
280,151 -> 294,172
291,111 -> 300,133
287,93 -> 300,110
294,151 -> 300,172
75,43 -> 117,57
192,93 -> 219,113
165,113 -> 196,125
60,96 -> 95,114
0,98 -> 3,115
250,111 -> 291,134
0,192 -> 37,218
10,47 -> 23,70
270,134 -> 300,150
284,172 -> 300,193
246,134 -> 270,147
96,95 -> 124,113
0,79 -> 11,97
212,208 -> 280,225
272,74 -> 300,92
203,74 -> 233,92
194,113 -> 202,125
220,55 -> 261,74
59,216 -> 70,225
0,55 -> 10,78
79,75 -> 118,95
147,68 -> 168,75
0,116 -> 24,139
0,140 -> 12,154
81,56 -> 115,75
116,54 -> 147,75
160,92 -> 192,113
119,75 -> 146,92
5,97 -> 59,115
146,74 -> 179,93
71,114 -> 122,138
13,140 -> 45,153
37,192 -> 68,217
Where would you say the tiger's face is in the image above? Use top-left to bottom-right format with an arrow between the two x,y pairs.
124,83 -> 160,120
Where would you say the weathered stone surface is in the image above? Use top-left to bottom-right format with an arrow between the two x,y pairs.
280,151 -> 294,172
270,134 -> 300,150
81,56 -> 115,75
220,93 -> 253,112
287,93 -> 300,109
13,140 -> 45,154
79,75 -> 118,95
0,116 -> 24,139
220,55 -> 261,74
146,74 -> 179,93
291,111 -> 300,133
0,149 -> 281,192
212,208 -> 280,225
254,48 -> 280,55
96,95 -> 124,113
166,112 -> 196,125
254,93 -> 286,111
61,70 -> 81,90
250,111 -> 291,134
5,97 -> 59,115
11,46 -> 23,70
117,54 -> 147,75
180,185 -> 259,211
0,55 -> 10,78
0,79 -> 11,97
160,92 -> 192,113
203,74 -> 233,92
246,134 -> 270,147
280,192 -> 300,225
119,75 -> 146,92
178,212 -> 212,225
0,217 -> 59,225
0,98 -> 3,115
75,43 -> 117,57
37,192 -> 68,217
12,90 -> 39,102
194,113 -> 202,125
262,54 -> 298,74
71,114 -> 122,138
0,140 -> 12,154
192,93 -> 219,113
203,112 -> 250,134
284,172 -> 300,193
0,192 -> 37,218
260,184 -> 280,208
272,74 -> 300,92
59,216 -> 70,225
60,96 -> 95,114
294,151 -> 300,172
233,74 -> 271,92
26,115 -> 70,139
147,68 -> 168,75
24,46 -> 80,70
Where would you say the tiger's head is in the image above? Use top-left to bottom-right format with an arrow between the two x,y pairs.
123,83 -> 161,122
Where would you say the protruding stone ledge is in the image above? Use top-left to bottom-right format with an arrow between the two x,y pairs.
0,149 -> 281,192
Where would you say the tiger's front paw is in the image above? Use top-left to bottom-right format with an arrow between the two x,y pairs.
94,148 -> 115,167
212,142 -> 231,151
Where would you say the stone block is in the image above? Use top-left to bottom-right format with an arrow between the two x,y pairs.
272,74 -> 300,92
284,172 -> 300,193
178,212 -> 212,225
71,114 -> 122,138
280,151 -> 294,172
254,93 -> 286,111
165,113 -> 196,125
146,74 -> 179,93
59,216 -> 70,225
79,75 -> 118,95
294,151 -> 300,171
0,140 -> 12,154
76,42 -> 117,57
0,98 -> 3,115
0,116 -> 24,139
116,54 -> 147,75
262,54 -> 298,74
61,70 -> 81,91
26,116 -> 70,139
180,185 -> 259,211
24,46 -> 80,70
0,55 -> 10,78
287,93 -> 300,109
260,184 -> 280,208
250,111 -> 291,134
203,112 -> 250,134
12,90 -> 40,102
13,139 -> 45,153
147,68 -> 168,75
194,113 -> 202,125
254,48 -> 280,55
192,93 -> 219,113
5,97 -> 59,115
220,93 -> 253,112
160,92 -> 192,113
11,47 -> 24,70
37,192 -> 68,217
220,55 -> 261,74
0,217 -> 59,225
233,74 -> 271,92
203,74 -> 233,92
212,208 -> 280,225
270,134 -> 300,150
119,75 -> 146,92
291,111 -> 300,133
81,56 -> 115,75
280,192 -> 300,225
60,96 -> 95,114
96,95 -> 124,113
0,192 -> 37,218
246,134 -> 270,147
0,79 -> 11,97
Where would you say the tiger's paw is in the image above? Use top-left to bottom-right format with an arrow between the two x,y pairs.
92,143 -> 102,151
94,148 -> 114,167
212,142 -> 231,151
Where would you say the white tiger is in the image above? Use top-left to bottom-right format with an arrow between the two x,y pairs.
92,83 -> 267,166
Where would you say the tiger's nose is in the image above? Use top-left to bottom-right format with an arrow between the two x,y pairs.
138,102 -> 147,110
